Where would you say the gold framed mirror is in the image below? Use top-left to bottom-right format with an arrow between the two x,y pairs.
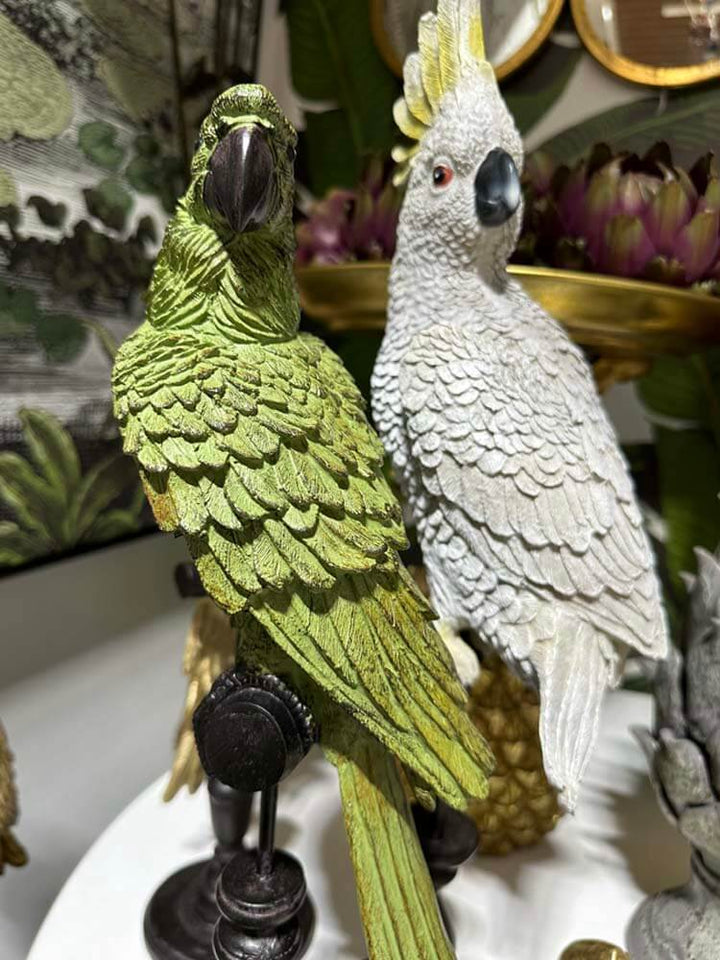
370,0 -> 566,81
571,0 -> 720,86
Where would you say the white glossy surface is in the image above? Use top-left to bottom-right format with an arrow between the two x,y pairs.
0,534 -> 192,960
28,691 -> 690,960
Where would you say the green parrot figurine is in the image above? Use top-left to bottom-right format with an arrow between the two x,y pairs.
112,84 -> 492,960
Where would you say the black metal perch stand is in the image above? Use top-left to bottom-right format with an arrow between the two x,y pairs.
195,669 -> 316,960
145,563 -> 478,959
144,563 -> 315,960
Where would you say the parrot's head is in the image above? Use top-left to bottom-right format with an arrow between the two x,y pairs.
187,84 -> 297,243
393,0 -> 523,280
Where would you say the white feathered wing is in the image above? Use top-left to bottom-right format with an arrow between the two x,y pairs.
394,311 -> 667,809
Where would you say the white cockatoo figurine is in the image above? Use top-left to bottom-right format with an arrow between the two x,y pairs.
372,0 -> 668,810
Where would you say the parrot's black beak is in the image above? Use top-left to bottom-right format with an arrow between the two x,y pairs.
204,125 -> 277,234
475,148 -> 521,227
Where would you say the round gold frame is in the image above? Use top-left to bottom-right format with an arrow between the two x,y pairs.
571,0 -> 720,87
370,0 -> 566,81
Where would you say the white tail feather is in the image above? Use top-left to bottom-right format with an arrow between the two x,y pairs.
530,620 -> 614,811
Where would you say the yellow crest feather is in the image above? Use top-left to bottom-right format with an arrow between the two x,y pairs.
467,7 -> 486,60
403,53 -> 433,126
393,0 -> 491,181
418,16 -> 443,109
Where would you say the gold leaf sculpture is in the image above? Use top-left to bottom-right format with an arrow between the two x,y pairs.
163,598 -> 236,802
0,722 -> 27,873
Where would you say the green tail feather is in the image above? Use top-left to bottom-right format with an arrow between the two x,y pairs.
332,734 -> 455,960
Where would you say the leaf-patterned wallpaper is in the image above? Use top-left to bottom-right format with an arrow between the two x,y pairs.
3,0 -> 720,574
0,0 -> 262,571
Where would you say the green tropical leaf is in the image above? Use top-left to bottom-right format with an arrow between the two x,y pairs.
637,352 -> 720,430
654,425 -> 720,591
637,352 -> 720,591
0,521 -> 43,566
78,121 -> 126,171
538,85 -> 720,169
83,178 -> 133,232
70,452 -> 137,541
80,317 -> 118,364
503,41 -> 582,137
35,313 -> 88,364
334,329 -> 384,401
0,13 -> 72,140
128,480 -> 147,517
0,451 -> 63,541
18,408 -> 81,500
85,507 -> 143,543
125,151 -> 183,212
134,133 -> 160,158
0,167 -> 17,207
285,0 -> 400,163
125,154 -> 160,195
302,109 -> 362,193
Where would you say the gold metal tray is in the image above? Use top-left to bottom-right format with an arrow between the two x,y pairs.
297,262 -> 720,359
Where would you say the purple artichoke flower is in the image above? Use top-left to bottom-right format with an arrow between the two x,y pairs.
517,142 -> 720,289
296,157 -> 401,266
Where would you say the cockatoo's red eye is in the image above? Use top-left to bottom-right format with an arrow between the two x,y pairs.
432,165 -> 453,188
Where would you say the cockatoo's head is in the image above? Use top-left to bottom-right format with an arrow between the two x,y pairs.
393,0 -> 523,277
186,84 -> 297,241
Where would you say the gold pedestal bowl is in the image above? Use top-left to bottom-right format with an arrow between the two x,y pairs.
296,262 -> 720,392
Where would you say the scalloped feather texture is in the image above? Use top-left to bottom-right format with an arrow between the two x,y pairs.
113,324 -> 494,810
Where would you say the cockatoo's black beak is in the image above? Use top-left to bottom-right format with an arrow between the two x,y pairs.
204,124 -> 277,233
475,148 -> 521,227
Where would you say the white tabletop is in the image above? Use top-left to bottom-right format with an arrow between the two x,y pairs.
0,534 -> 194,960
27,690 -> 691,960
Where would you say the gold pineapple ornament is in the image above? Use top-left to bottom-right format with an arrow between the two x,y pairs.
467,653 -> 562,855
0,722 -> 27,872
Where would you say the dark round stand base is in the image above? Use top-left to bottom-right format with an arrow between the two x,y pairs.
213,897 -> 315,960
212,847 -> 315,960
144,858 -> 220,960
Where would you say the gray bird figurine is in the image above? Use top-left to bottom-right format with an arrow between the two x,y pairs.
629,547 -> 720,959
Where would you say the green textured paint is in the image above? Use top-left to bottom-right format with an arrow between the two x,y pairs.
334,734 -> 455,960
112,84 -> 492,959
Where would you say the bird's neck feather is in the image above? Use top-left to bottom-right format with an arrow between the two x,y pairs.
388,224 -> 510,339
147,202 -> 300,344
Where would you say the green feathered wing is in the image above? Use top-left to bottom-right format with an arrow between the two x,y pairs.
113,323 -> 492,959
114,325 -> 491,805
